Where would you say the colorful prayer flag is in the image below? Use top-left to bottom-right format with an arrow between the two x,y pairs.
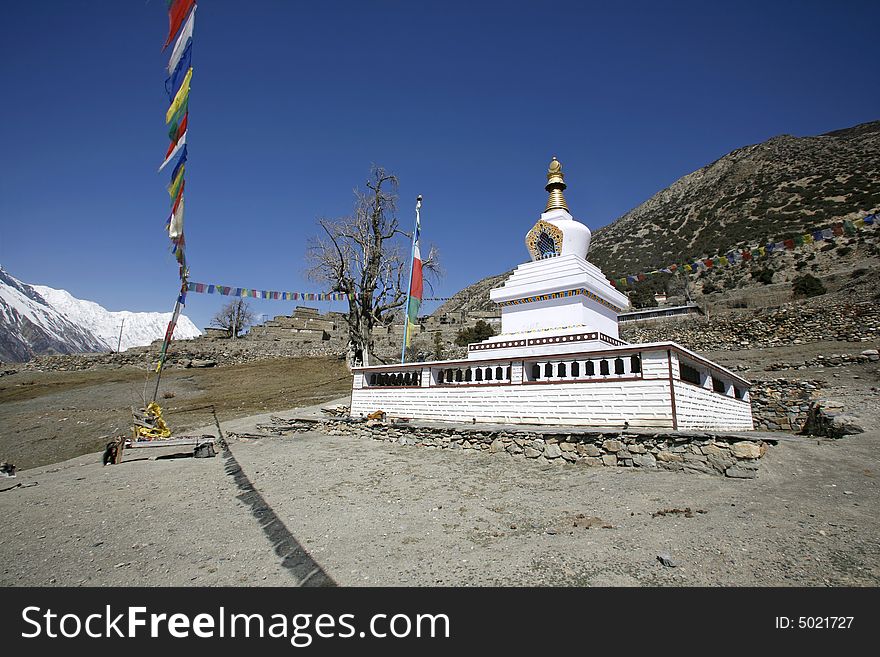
165,41 -> 192,100
159,135 -> 187,172
165,68 -> 193,123
167,5 -> 196,73
169,194 -> 184,239
167,100 -> 189,140
163,0 -> 196,50
167,163 -> 185,200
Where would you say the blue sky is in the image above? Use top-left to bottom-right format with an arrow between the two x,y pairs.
1,0 -> 878,331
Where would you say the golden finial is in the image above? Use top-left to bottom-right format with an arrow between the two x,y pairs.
545,156 -> 569,212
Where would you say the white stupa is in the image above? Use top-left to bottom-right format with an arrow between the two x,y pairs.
476,156 -> 629,358
351,158 -> 754,431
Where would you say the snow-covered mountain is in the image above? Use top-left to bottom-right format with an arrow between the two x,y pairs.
33,285 -> 201,353
0,267 -> 201,363
0,268 -> 109,363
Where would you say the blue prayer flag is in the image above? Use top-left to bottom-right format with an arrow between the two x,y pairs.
165,42 -> 192,101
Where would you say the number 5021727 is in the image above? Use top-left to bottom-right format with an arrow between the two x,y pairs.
775,617 -> 854,629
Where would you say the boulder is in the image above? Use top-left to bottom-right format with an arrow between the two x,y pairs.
729,441 -> 762,459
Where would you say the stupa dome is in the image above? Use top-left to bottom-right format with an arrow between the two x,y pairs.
525,157 -> 592,261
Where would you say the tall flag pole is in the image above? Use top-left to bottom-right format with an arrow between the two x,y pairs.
153,0 -> 197,398
401,195 -> 423,363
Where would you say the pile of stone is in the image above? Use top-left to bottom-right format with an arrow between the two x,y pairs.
311,418 -> 771,479
748,378 -> 823,432
801,400 -> 865,439
765,349 -> 880,371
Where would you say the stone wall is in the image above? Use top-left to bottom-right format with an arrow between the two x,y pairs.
748,378 -> 823,432
300,418 -> 771,479
620,300 -> 879,352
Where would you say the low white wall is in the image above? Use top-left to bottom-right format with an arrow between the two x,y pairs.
673,380 -> 754,431
351,379 -> 676,428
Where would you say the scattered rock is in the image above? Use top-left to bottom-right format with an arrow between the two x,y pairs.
657,553 -> 677,567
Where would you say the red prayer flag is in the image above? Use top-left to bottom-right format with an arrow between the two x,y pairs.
783,239 -> 795,250
170,180 -> 185,215
163,0 -> 196,50
832,224 -> 844,236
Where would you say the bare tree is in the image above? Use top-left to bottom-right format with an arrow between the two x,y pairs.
210,298 -> 256,339
307,166 -> 438,367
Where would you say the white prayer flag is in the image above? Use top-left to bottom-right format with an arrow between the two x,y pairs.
169,195 -> 185,239
167,6 -> 196,75
158,132 -> 187,172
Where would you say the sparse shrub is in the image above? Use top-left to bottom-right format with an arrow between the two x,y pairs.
628,286 -> 659,308
751,268 -> 775,285
851,268 -> 869,278
702,281 -> 719,294
792,273 -> 827,298
454,320 -> 495,347
836,246 -> 852,256
820,242 -> 836,252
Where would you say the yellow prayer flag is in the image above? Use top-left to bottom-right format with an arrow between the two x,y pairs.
854,218 -> 865,228
803,234 -> 814,244
165,68 -> 193,124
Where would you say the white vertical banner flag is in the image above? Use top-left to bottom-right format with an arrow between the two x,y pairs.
167,5 -> 196,75
169,195 -> 185,239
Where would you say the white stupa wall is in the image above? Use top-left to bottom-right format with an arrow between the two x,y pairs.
351,344 -> 754,431
499,296 -> 620,337
490,254 -> 630,339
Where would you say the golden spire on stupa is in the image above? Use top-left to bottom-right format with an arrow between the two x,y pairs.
544,156 -> 569,212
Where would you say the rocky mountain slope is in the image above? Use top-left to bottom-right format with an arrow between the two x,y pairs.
590,120 -> 880,278
0,267 -> 200,363
435,120 -> 880,314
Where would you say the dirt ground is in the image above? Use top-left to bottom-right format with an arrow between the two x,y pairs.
1,402 -> 878,587
0,357 -> 352,470
1,348 -> 878,587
